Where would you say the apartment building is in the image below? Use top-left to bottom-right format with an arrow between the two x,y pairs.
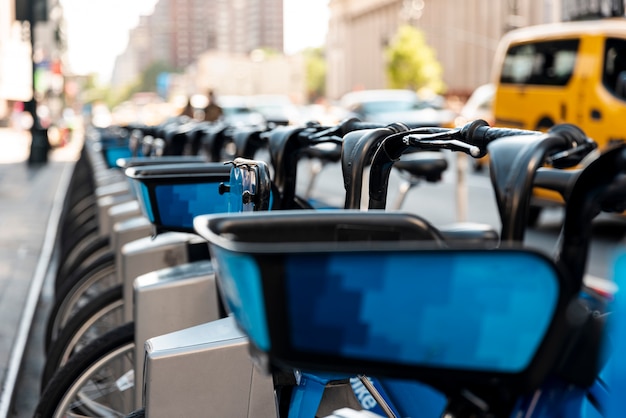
211,0 -> 283,54
112,0 -> 283,88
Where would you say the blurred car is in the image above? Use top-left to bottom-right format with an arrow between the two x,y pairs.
339,89 -> 456,128
299,103 -> 346,126
247,94 -> 302,126
216,95 -> 266,127
454,83 -> 495,127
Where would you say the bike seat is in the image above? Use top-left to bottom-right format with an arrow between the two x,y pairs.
393,151 -> 448,182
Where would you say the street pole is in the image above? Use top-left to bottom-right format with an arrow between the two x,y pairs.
25,0 -> 49,165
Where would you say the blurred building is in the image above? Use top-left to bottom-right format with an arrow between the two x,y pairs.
188,50 -> 305,102
326,0 -> 561,99
111,0 -> 284,89
0,0 -> 27,123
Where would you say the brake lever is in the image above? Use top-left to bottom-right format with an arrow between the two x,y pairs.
403,133 -> 483,157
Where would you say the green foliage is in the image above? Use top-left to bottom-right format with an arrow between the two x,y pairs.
135,61 -> 177,94
104,61 -> 179,108
385,24 -> 446,94
77,74 -> 110,107
304,47 -> 326,102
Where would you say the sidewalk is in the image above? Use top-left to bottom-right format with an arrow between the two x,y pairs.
0,128 -> 81,418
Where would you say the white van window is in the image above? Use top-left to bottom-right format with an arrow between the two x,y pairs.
500,39 -> 580,86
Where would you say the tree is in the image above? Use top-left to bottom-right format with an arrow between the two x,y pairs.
104,61 -> 179,108
304,47 -> 327,103
134,61 -> 177,94
385,24 -> 445,94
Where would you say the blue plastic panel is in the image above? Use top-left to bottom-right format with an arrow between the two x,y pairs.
211,247 -> 270,350
154,182 -> 229,230
103,146 -> 132,169
283,251 -> 558,373
607,251 -> 626,418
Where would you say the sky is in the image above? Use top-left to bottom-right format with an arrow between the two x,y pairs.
59,0 -> 329,84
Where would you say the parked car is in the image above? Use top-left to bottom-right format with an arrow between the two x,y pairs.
455,83 -> 495,127
247,94 -> 302,126
216,95 -> 266,127
339,89 -> 456,128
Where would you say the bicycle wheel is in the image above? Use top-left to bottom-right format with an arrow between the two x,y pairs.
42,285 -> 126,390
54,231 -> 107,299
56,236 -> 111,289
60,193 -> 96,237
58,219 -> 100,269
46,252 -> 117,351
61,197 -> 97,237
35,322 -> 136,418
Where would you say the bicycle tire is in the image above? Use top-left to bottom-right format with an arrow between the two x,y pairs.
42,285 -> 126,389
57,220 -> 100,271
56,235 -> 111,288
62,193 -> 96,228
46,252 -> 117,351
35,322 -> 136,418
60,193 -> 96,236
61,181 -> 95,220
60,212 -> 99,245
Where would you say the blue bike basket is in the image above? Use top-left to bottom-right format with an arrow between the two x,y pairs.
196,210 -> 569,394
98,135 -> 133,169
125,162 -> 231,233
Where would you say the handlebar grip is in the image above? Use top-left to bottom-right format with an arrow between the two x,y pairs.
461,120 -> 540,149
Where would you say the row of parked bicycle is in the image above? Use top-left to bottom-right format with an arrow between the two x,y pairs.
31,112 -> 626,417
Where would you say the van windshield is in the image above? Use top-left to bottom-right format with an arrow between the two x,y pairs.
500,39 -> 579,86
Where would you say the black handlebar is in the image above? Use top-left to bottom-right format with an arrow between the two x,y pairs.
459,119 -> 541,150
303,117 -> 398,143
400,120 -> 595,163
365,119 -> 598,243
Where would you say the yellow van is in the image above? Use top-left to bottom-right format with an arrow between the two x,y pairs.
491,18 -> 626,224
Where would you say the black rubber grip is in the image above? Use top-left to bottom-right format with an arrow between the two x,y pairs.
461,120 -> 540,149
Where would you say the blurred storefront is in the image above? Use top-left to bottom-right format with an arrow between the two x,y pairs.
0,0 -> 31,125
0,0 -> 67,132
